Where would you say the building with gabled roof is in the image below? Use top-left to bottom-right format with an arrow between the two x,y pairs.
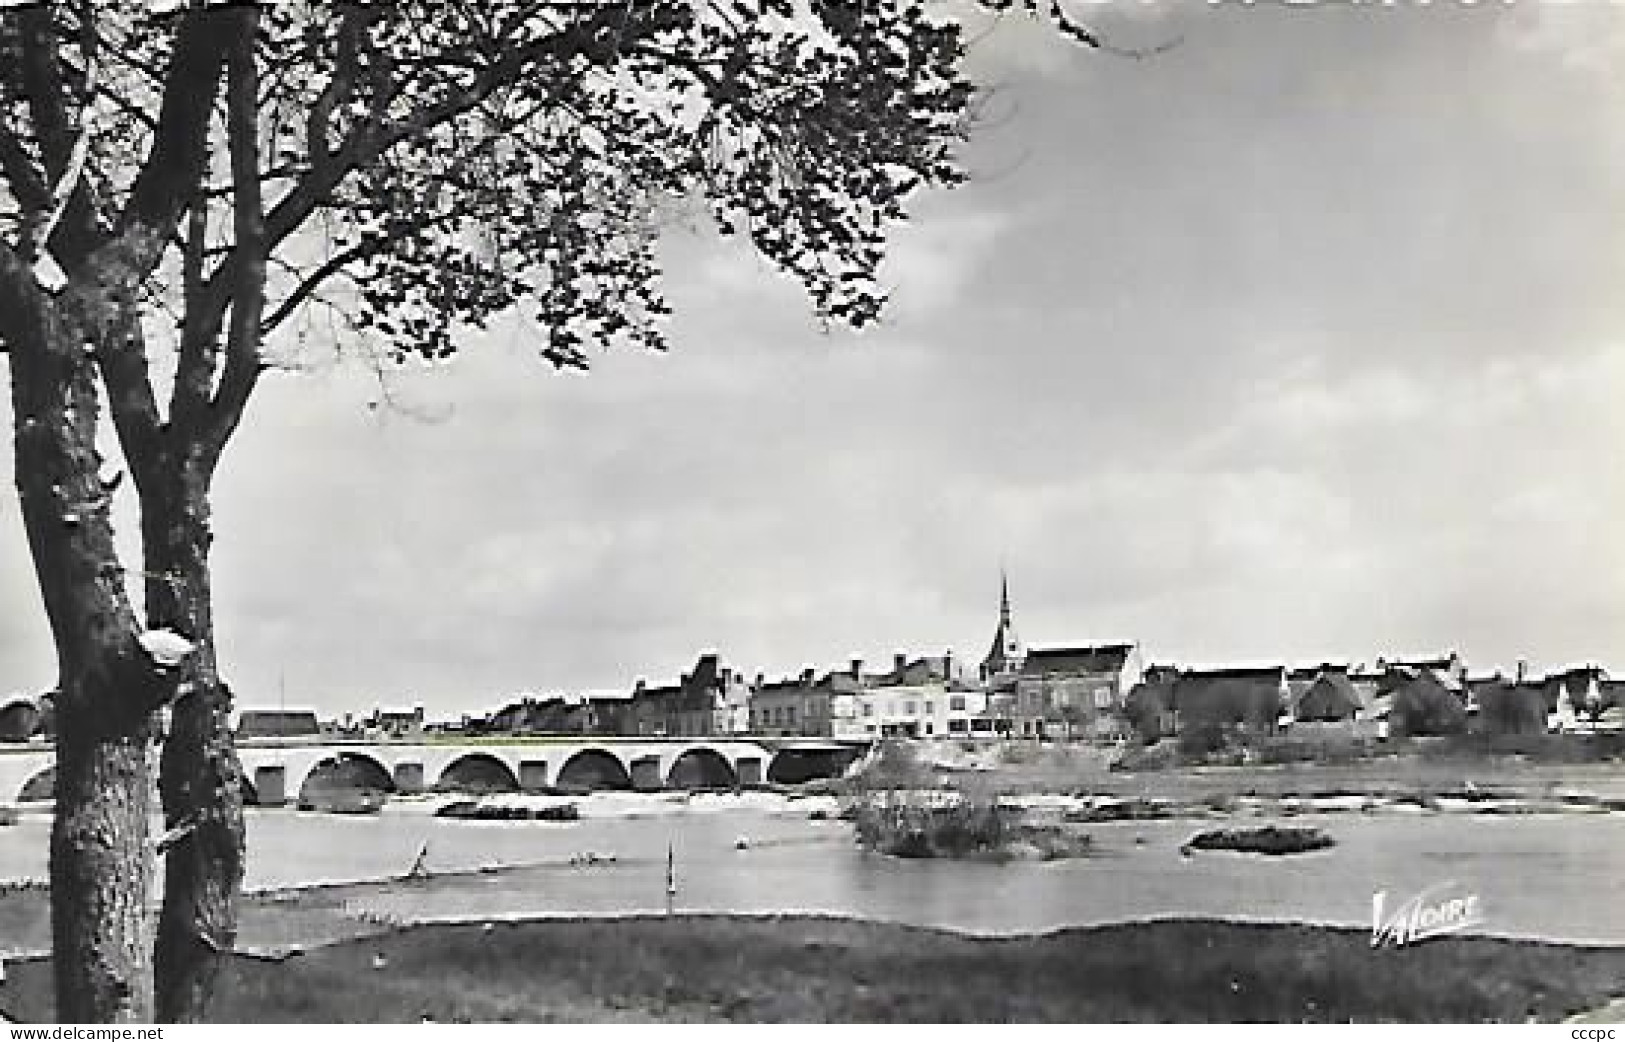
1381,667 -> 1468,737
1171,665 -> 1289,735
1469,676 -> 1547,735
1013,641 -> 1142,740
1292,667 -> 1363,722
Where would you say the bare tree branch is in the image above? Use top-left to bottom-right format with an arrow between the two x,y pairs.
204,7 -> 267,461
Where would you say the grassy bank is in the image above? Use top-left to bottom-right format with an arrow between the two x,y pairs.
4,915 -> 1625,1023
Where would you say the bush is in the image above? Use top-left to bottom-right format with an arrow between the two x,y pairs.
841,740 -> 936,792
849,791 -> 1093,861
1418,731 -> 1625,763
1180,826 -> 1335,856
434,801 -> 580,821
852,796 -> 1011,858
1177,721 -> 1228,757
1252,735 -> 1375,766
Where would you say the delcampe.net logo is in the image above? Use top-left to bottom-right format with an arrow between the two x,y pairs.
1371,881 -> 1484,948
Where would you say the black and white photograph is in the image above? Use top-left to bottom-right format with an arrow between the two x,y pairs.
1,0 -> 1624,1026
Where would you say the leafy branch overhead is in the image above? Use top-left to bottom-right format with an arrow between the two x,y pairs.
1,1 -> 1099,381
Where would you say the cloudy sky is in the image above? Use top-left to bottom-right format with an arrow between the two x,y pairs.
3,1 -> 1623,716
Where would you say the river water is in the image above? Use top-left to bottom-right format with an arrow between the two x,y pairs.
4,793 -> 1624,944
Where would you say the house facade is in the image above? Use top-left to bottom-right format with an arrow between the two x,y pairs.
630,652 -> 751,737
1012,643 -> 1143,740
749,653 -> 983,739
750,667 -> 845,738
365,706 -> 425,739
1469,676 -> 1547,735
846,680 -> 990,739
1172,666 -> 1289,735
483,691 -> 632,736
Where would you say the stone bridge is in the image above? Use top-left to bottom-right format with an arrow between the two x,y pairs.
0,737 -> 861,806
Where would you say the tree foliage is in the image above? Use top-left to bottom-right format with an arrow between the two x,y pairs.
0,0 -> 1082,381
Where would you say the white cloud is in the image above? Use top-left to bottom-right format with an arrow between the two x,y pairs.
1498,2 -> 1625,82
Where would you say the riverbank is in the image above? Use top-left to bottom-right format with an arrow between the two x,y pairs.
899,738 -> 1625,803
4,914 -> 1624,1022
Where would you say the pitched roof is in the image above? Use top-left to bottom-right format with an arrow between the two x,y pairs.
1020,643 -> 1135,676
1293,672 -> 1363,720
1170,668 -> 1285,723
1179,665 -> 1285,681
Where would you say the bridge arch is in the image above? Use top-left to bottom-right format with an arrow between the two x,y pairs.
17,765 -> 54,803
297,751 -> 394,811
665,746 -> 737,790
767,745 -> 861,785
554,748 -> 631,792
436,752 -> 520,793
0,699 -> 41,742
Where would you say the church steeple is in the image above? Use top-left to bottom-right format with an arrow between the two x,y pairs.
980,571 -> 1025,683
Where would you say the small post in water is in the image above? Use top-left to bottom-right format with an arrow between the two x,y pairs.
665,840 -> 677,916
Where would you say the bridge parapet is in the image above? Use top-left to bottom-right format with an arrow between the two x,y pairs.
3,737 -> 831,804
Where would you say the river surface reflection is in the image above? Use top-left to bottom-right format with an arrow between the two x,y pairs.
4,794 -> 1624,943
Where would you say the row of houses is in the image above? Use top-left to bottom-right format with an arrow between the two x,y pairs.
452,577 -> 1623,745
1124,658 -> 1624,745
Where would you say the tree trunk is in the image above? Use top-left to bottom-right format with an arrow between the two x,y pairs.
145,462 -> 245,1024
50,712 -> 156,1023
10,331 -> 165,1023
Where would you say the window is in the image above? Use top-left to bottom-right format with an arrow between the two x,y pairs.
862,701 -> 873,717
925,723 -> 934,735
1094,687 -> 1113,709
786,706 -> 796,724
865,724 -> 877,733
924,701 -> 934,716
949,695 -> 966,712
948,719 -> 968,733
904,701 -> 917,716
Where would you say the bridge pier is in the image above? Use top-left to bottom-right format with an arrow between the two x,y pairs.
735,756 -> 762,787
393,762 -> 426,794
518,760 -> 549,792
253,766 -> 287,807
629,755 -> 662,791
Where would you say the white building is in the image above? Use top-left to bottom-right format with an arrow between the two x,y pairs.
834,682 -> 993,740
